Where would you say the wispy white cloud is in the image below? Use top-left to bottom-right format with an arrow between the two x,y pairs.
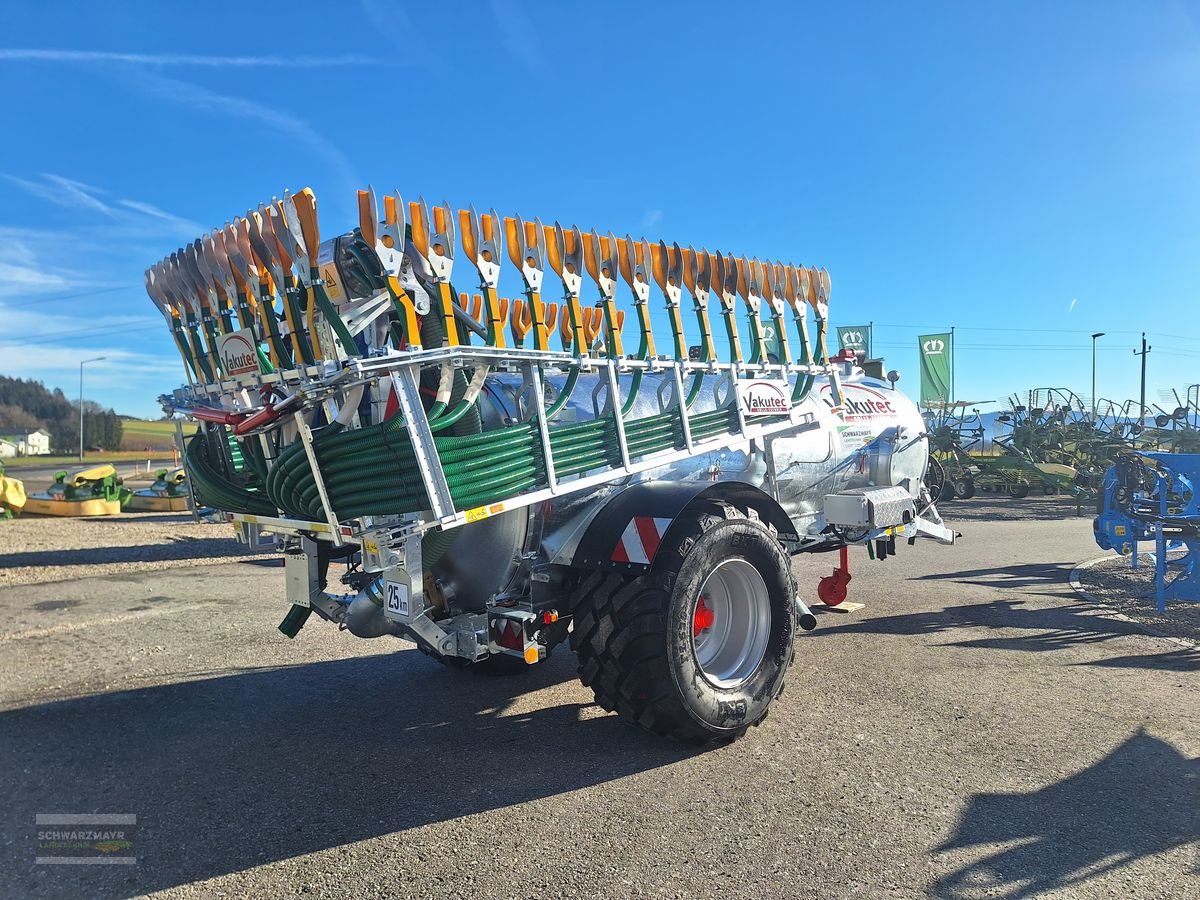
0,49 -> 380,68
642,208 -> 664,231
125,71 -> 359,196
1068,297 -> 1078,312
360,0 -> 436,65
0,233 -> 87,298
117,200 -> 203,235
3,174 -> 204,239
0,260 -> 70,293
0,341 -> 182,415
41,174 -> 116,216
488,0 -> 547,73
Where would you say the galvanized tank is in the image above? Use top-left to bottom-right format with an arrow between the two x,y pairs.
428,367 -> 929,612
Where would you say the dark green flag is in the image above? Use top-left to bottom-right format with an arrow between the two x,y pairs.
836,325 -> 871,357
919,332 -> 953,404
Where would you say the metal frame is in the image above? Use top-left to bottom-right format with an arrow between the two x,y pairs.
166,343 -> 837,541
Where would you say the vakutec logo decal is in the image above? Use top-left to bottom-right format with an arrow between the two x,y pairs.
922,338 -> 945,355
821,383 -> 897,419
739,381 -> 791,415
219,333 -> 258,375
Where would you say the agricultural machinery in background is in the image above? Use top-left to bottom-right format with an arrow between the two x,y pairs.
126,468 -> 191,512
924,394 -> 1090,500
1095,451 -> 1200,611
142,184 -> 954,743
0,461 -> 25,519
21,464 -> 132,517
924,385 -> 1200,504
11,464 -> 191,517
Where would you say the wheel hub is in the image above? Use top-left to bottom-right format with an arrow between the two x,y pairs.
693,597 -> 715,636
690,559 -> 772,689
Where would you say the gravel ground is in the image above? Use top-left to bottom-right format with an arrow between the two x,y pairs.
0,513 -> 272,588
1077,552 -> 1200,645
0,513 -> 1194,899
937,493 -> 1093,523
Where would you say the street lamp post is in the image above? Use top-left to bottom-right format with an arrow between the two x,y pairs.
1090,332 -> 1105,419
79,356 -> 106,461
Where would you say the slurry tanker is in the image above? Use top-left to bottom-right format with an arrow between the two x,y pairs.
145,189 -> 953,742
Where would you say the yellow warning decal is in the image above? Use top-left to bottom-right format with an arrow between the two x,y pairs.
465,501 -> 506,523
363,539 -> 380,554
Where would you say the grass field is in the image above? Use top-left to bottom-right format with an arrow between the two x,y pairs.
0,419 -> 182,469
120,419 -> 180,451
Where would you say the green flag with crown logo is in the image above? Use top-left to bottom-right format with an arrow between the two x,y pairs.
836,326 -> 870,358
919,332 -> 953,404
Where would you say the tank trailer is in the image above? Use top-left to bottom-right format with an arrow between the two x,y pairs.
145,188 -> 953,742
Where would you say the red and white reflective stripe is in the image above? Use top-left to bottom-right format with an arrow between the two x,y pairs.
611,516 -> 673,564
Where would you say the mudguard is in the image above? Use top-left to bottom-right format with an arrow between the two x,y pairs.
571,480 -> 797,572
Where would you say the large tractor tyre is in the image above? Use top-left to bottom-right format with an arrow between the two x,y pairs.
951,477 -> 976,500
1042,483 -> 1058,496
1007,479 -> 1031,499
570,502 -> 796,744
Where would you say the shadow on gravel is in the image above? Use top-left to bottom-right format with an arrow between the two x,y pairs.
913,562 -> 1076,590
813,597 -> 1192,668
0,538 -> 252,569
932,730 -> 1198,898
1083,648 -> 1200,672
0,651 -> 699,899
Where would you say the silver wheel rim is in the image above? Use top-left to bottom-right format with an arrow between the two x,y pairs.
691,559 -> 772,689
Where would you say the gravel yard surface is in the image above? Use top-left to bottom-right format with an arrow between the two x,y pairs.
0,513 -> 271,588
938,493 -> 1093,523
0,513 -> 1194,899
1076,552 -> 1200,646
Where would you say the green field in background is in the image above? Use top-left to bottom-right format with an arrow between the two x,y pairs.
120,419 -> 180,450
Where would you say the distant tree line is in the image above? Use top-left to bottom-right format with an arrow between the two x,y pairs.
0,375 -> 123,451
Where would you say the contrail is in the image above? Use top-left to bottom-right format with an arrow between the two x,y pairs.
0,49 -> 379,68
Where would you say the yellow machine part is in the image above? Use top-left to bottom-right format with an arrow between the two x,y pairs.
126,494 -> 190,512
22,495 -> 122,517
0,474 -> 26,512
68,464 -> 118,487
1035,462 -> 1077,480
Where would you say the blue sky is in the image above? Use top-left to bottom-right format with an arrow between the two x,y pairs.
1,1 -> 1197,418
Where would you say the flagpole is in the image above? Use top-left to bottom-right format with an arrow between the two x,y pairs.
950,326 -> 956,403
869,321 -> 874,359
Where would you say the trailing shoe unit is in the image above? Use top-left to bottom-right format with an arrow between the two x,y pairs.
146,187 -> 953,743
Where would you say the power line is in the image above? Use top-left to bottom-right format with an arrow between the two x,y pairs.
868,323 -> 1200,343
1,285 -> 137,308
1,322 -> 164,347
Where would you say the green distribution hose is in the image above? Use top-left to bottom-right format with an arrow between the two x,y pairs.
186,429 -> 275,515
188,290 -> 774,533
262,402 -> 745,522
189,379 -> 759,524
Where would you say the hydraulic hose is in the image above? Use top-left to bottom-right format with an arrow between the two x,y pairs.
185,429 -> 275,515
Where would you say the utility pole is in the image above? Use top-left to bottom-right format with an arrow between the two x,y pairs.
78,356 -> 106,461
1133,334 -> 1151,448
1091,332 -> 1105,419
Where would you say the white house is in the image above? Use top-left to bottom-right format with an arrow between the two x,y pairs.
0,429 -> 51,456
0,439 -> 16,458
